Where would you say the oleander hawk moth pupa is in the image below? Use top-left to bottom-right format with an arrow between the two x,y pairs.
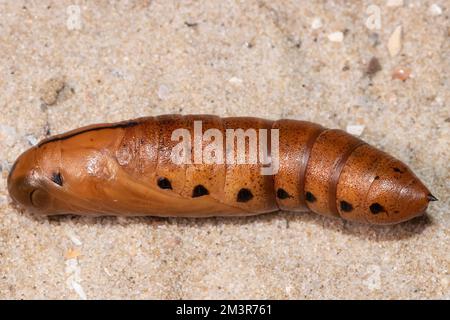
7,115 -> 437,225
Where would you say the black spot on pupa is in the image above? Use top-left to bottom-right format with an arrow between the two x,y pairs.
393,167 -> 404,173
305,191 -> 316,203
374,175 -> 380,180
51,172 -> 63,186
237,188 -> 253,202
370,202 -> 385,214
157,177 -> 172,190
276,188 -> 290,199
340,201 -> 353,212
192,185 -> 209,198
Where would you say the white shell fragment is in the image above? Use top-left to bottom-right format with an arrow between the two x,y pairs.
429,4 -> 443,16
70,279 -> 87,300
228,77 -> 243,85
65,257 -> 87,300
328,31 -> 344,42
346,124 -> 365,136
388,25 -> 402,57
311,17 -> 323,30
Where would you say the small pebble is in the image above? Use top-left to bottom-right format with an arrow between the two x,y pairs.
328,31 -> 344,42
366,57 -> 382,76
388,25 -> 402,57
311,17 -> 323,30
40,77 -> 65,105
392,67 -> 411,81
157,84 -> 170,100
386,0 -> 404,7
25,134 -> 38,146
346,124 -> 365,136
428,4 -> 443,16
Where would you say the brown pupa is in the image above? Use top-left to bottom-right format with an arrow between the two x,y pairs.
7,115 -> 436,225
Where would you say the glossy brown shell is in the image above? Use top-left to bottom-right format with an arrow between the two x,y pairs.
7,115 -> 434,225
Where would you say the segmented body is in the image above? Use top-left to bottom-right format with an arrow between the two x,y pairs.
7,115 -> 433,225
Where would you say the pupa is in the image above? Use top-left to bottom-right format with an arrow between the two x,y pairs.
7,115 -> 436,225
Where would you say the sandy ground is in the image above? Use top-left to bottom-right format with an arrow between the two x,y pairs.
0,0 -> 449,299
